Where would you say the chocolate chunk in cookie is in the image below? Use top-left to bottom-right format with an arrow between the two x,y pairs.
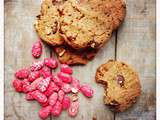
116,75 -> 125,87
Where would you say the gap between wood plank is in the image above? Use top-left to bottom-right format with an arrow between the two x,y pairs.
49,46 -> 53,120
115,30 -> 118,61
114,29 -> 118,120
47,31 -> 119,120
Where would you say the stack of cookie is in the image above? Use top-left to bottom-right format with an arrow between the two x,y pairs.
34,0 -> 126,65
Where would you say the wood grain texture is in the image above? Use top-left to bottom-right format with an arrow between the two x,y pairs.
4,0 -> 156,120
4,0 -> 51,120
5,0 -> 116,120
50,33 -> 116,120
115,0 -> 156,120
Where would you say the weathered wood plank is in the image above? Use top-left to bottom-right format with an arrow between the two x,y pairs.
5,0 -> 156,120
51,33 -> 116,120
5,0 -> 116,120
75,35 -> 115,120
5,0 -> 51,120
115,0 -> 156,119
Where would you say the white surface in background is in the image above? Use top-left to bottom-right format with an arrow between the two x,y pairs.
157,0 -> 159,120
0,0 -> 158,120
0,0 -> 4,120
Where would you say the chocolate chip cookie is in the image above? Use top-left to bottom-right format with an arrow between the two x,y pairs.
96,60 -> 141,112
35,0 -> 126,48
35,0 -> 126,65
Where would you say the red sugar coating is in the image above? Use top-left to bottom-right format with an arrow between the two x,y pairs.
30,61 -> 44,71
58,90 -> 65,103
44,58 -> 58,69
22,79 -> 31,93
61,64 -> 73,74
15,68 -> 29,79
39,106 -> 52,119
48,92 -> 58,106
28,71 -> 40,82
62,95 -> 71,110
40,67 -> 51,78
23,77 -> 42,93
51,101 -> 63,117
25,92 -> 34,101
57,72 -> 72,83
52,75 -> 63,87
71,77 -> 81,90
12,40 -> 94,119
32,40 -> 42,58
40,100 -> 49,107
12,79 -> 23,92
61,83 -> 72,93
44,81 -> 59,97
36,76 -> 51,92
31,90 -> 47,103
80,85 -> 94,98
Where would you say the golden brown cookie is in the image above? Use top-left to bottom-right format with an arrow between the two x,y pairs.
54,46 -> 98,65
96,60 -> 141,112
35,0 -> 126,49
34,0 -> 64,46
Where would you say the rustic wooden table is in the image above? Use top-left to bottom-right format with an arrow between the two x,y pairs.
4,0 -> 156,120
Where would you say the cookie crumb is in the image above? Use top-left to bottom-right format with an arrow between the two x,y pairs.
59,49 -> 66,57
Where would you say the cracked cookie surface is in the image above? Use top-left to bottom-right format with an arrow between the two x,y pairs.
96,60 -> 141,112
34,0 -> 64,46
35,0 -> 126,48
60,0 -> 113,49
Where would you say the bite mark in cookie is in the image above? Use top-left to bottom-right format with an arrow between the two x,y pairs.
96,60 -> 141,112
